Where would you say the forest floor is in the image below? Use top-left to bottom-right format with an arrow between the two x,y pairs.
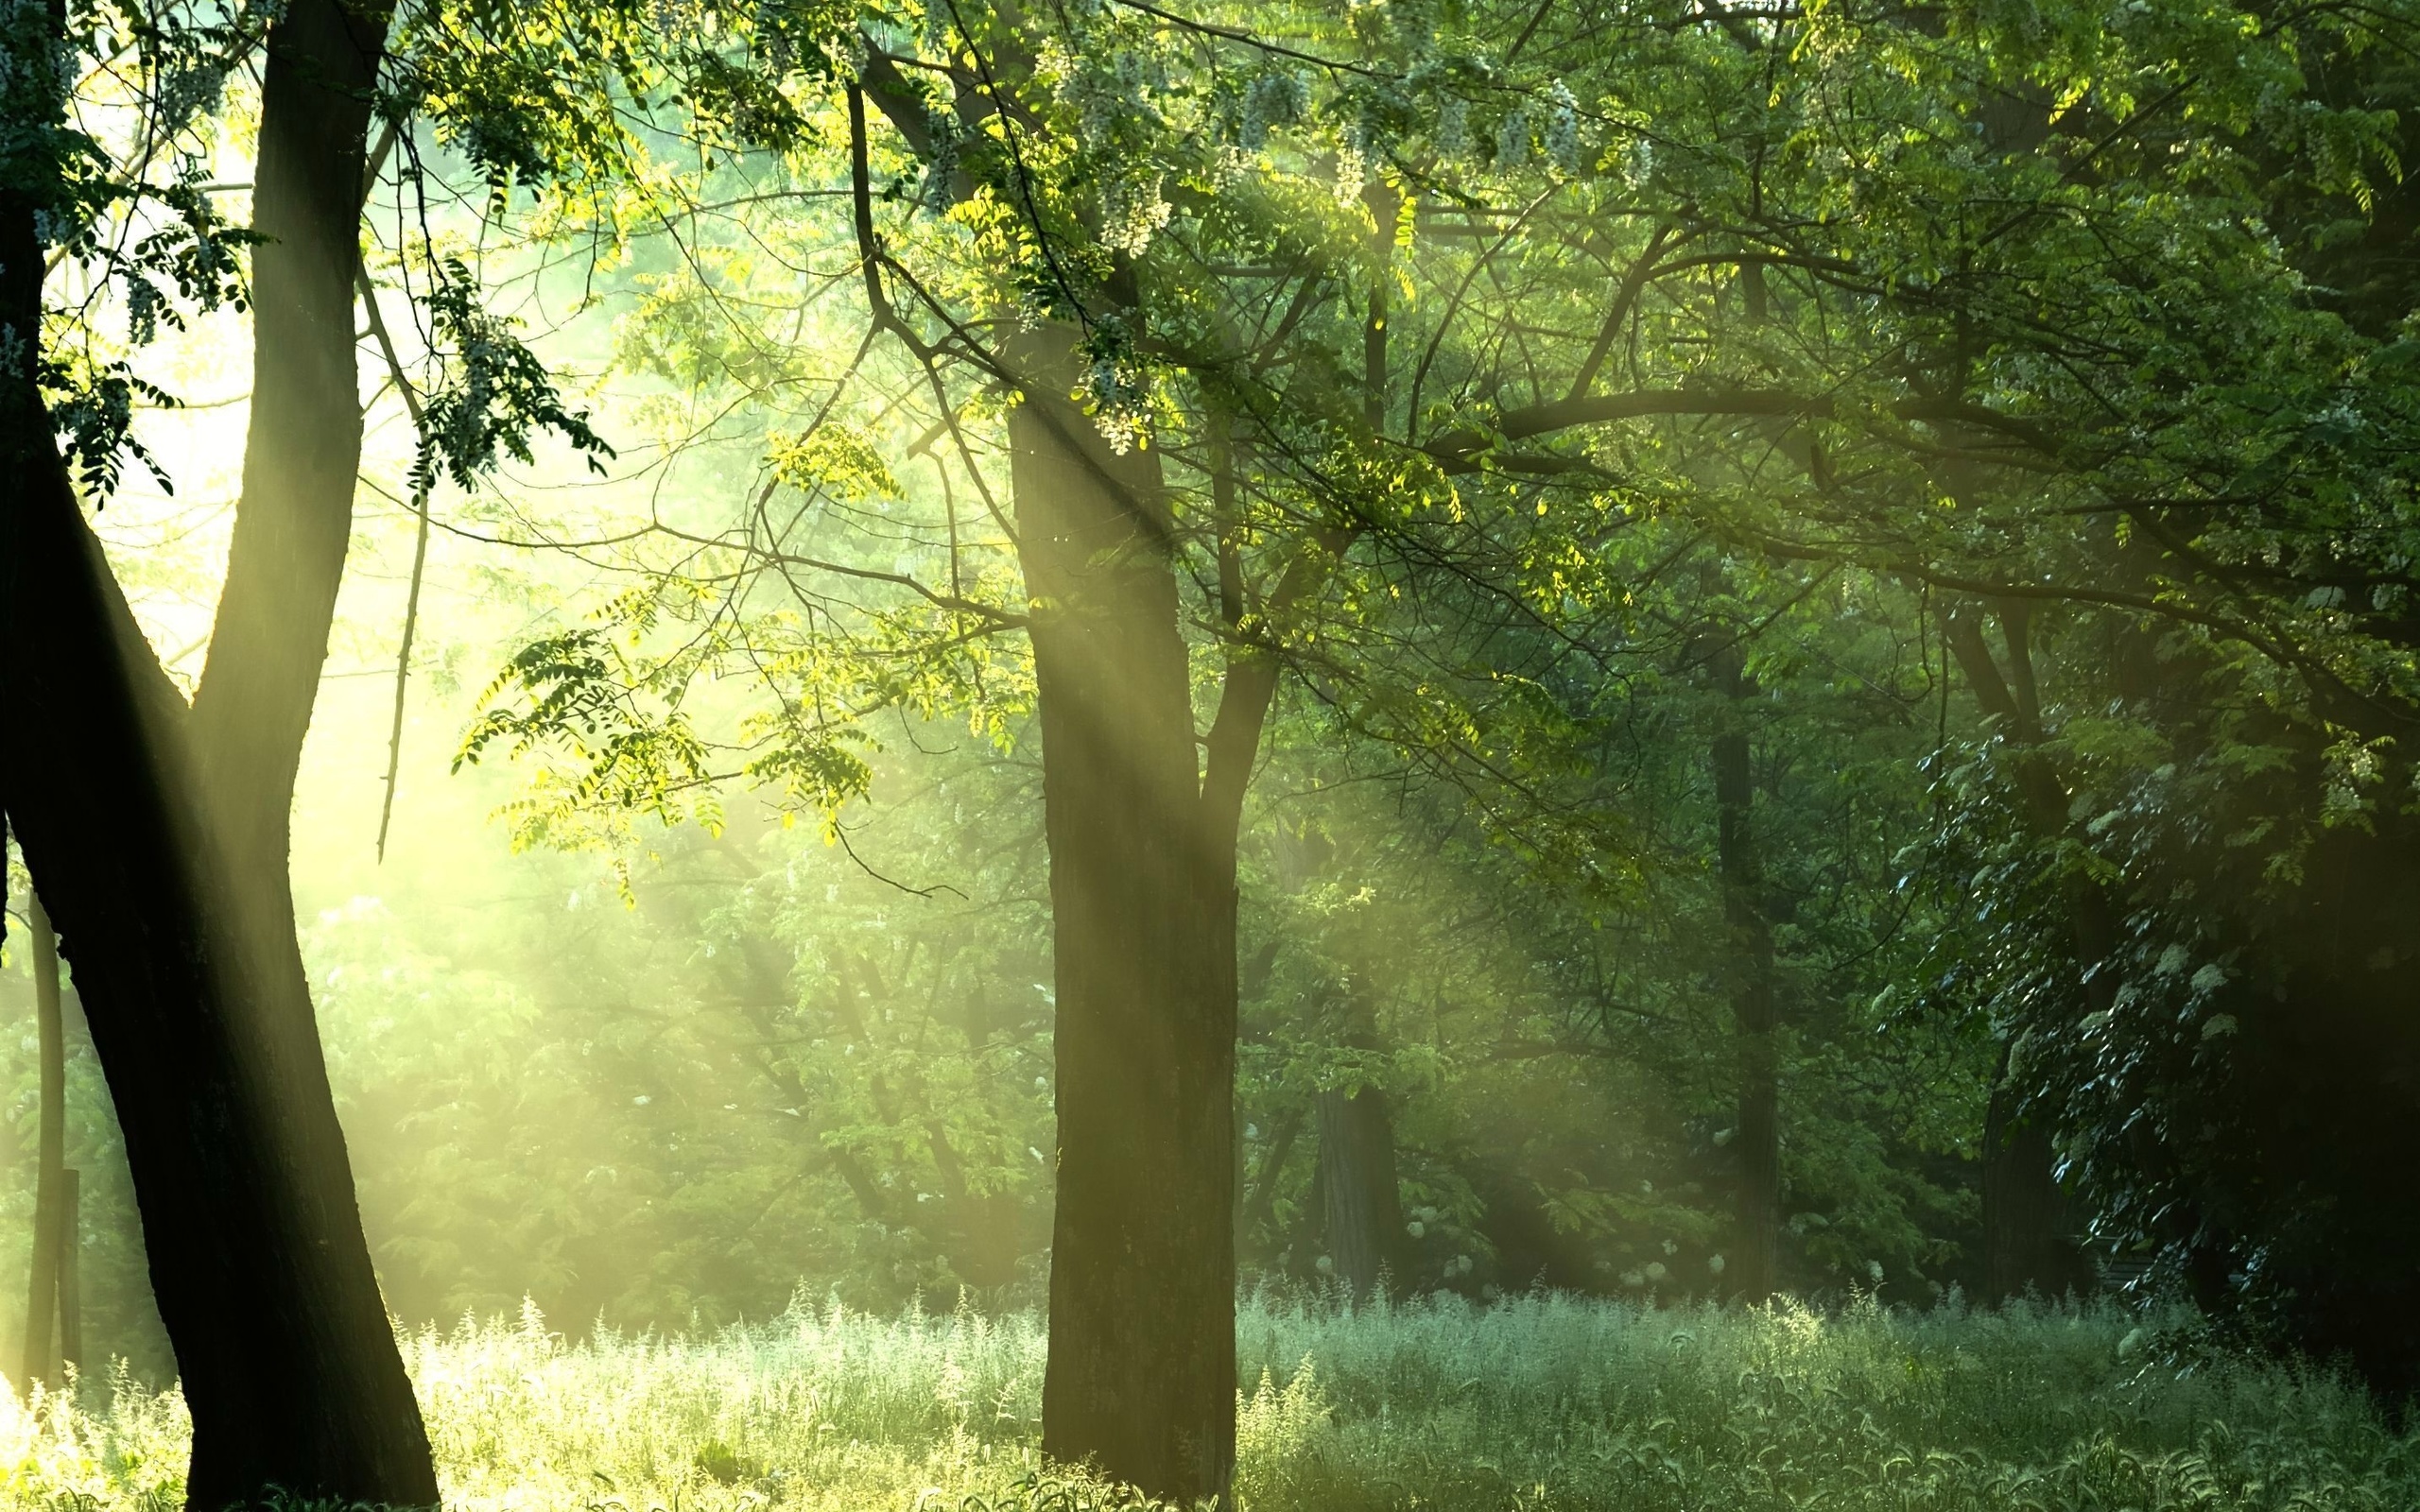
0,1292 -> 2411,1510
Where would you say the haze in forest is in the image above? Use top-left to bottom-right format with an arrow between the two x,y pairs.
2,0 -> 2417,1508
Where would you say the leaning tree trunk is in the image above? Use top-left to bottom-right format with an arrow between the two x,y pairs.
1712,644 -> 1781,1303
0,410 -> 438,1508
0,0 -> 436,1502
194,0 -> 390,909
18,891 -> 63,1394
1015,325 -> 1237,1504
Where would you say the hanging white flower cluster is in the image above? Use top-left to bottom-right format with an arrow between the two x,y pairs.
1238,70 -> 1311,152
1495,106 -> 1529,169
1436,93 -> 1470,158
1063,47 -> 1162,151
1076,314 -> 1155,455
1334,103 -> 1390,204
1618,136 -> 1655,190
920,105 -> 959,215
158,55 -> 233,131
1333,144 -> 1367,206
1047,41 -> 1179,254
1100,171 -> 1172,256
1086,353 -> 1153,455
1546,81 -> 1582,172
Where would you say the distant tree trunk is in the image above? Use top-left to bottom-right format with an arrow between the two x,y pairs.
1980,1043 -> 2078,1300
1712,643 -> 1781,1303
850,58 -> 1357,1490
1945,604 -> 2094,1302
53,1169 -> 78,1378
0,0 -> 436,1500
1239,1107 -> 1301,1249
1315,1087 -> 1402,1298
19,892 -> 63,1394
1015,323 -> 1236,1504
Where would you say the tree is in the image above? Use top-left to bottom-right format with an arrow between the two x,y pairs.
0,0 -> 451,1499
407,0 -> 2420,1424
448,6 -> 1475,1495
1708,636 -> 1779,1303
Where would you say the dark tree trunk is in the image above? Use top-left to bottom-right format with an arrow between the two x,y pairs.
1239,1107 -> 1301,1249
0,0 -> 436,1500
0,422 -> 436,1507
194,0 -> 389,880
847,60 -> 1345,1495
1981,1045 -> 2081,1300
20,892 -> 63,1393
1315,1087 -> 1402,1298
54,1168 -> 78,1377
1945,605 -> 2094,1303
1015,326 -> 1236,1504
182,0 -> 438,1493
1712,644 -> 1781,1303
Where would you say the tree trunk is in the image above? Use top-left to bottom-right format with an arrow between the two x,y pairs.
182,0 -> 437,1493
0,423 -> 438,1507
0,1 -> 436,1498
0,430 -> 439,1506
1980,1043 -> 2078,1300
53,1168 -> 78,1378
194,0 -> 390,884
1239,1107 -> 1301,1251
1712,644 -> 1781,1303
1315,1087 -> 1402,1298
1015,325 -> 1236,1504
19,892 -> 62,1393
1944,605 -> 2093,1303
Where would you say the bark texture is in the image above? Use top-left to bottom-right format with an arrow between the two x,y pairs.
1712,644 -> 1780,1304
180,0 -> 439,1494
1015,325 -> 1237,1504
194,0 -> 389,882
1979,1046 -> 2086,1300
1315,1087 -> 1402,1298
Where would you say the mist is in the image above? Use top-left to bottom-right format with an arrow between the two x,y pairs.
4,0 -> 2419,1507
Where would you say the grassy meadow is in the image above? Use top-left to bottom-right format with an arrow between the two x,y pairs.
0,1293 -> 2410,1511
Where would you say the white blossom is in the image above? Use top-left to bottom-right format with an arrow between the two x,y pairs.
1495,108 -> 1529,169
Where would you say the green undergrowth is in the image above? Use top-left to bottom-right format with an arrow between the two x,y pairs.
0,1292 -> 2411,1510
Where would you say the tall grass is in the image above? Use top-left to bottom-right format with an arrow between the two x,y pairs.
0,1291 -> 2411,1509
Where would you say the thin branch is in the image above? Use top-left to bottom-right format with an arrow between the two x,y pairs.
360,269 -> 430,863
